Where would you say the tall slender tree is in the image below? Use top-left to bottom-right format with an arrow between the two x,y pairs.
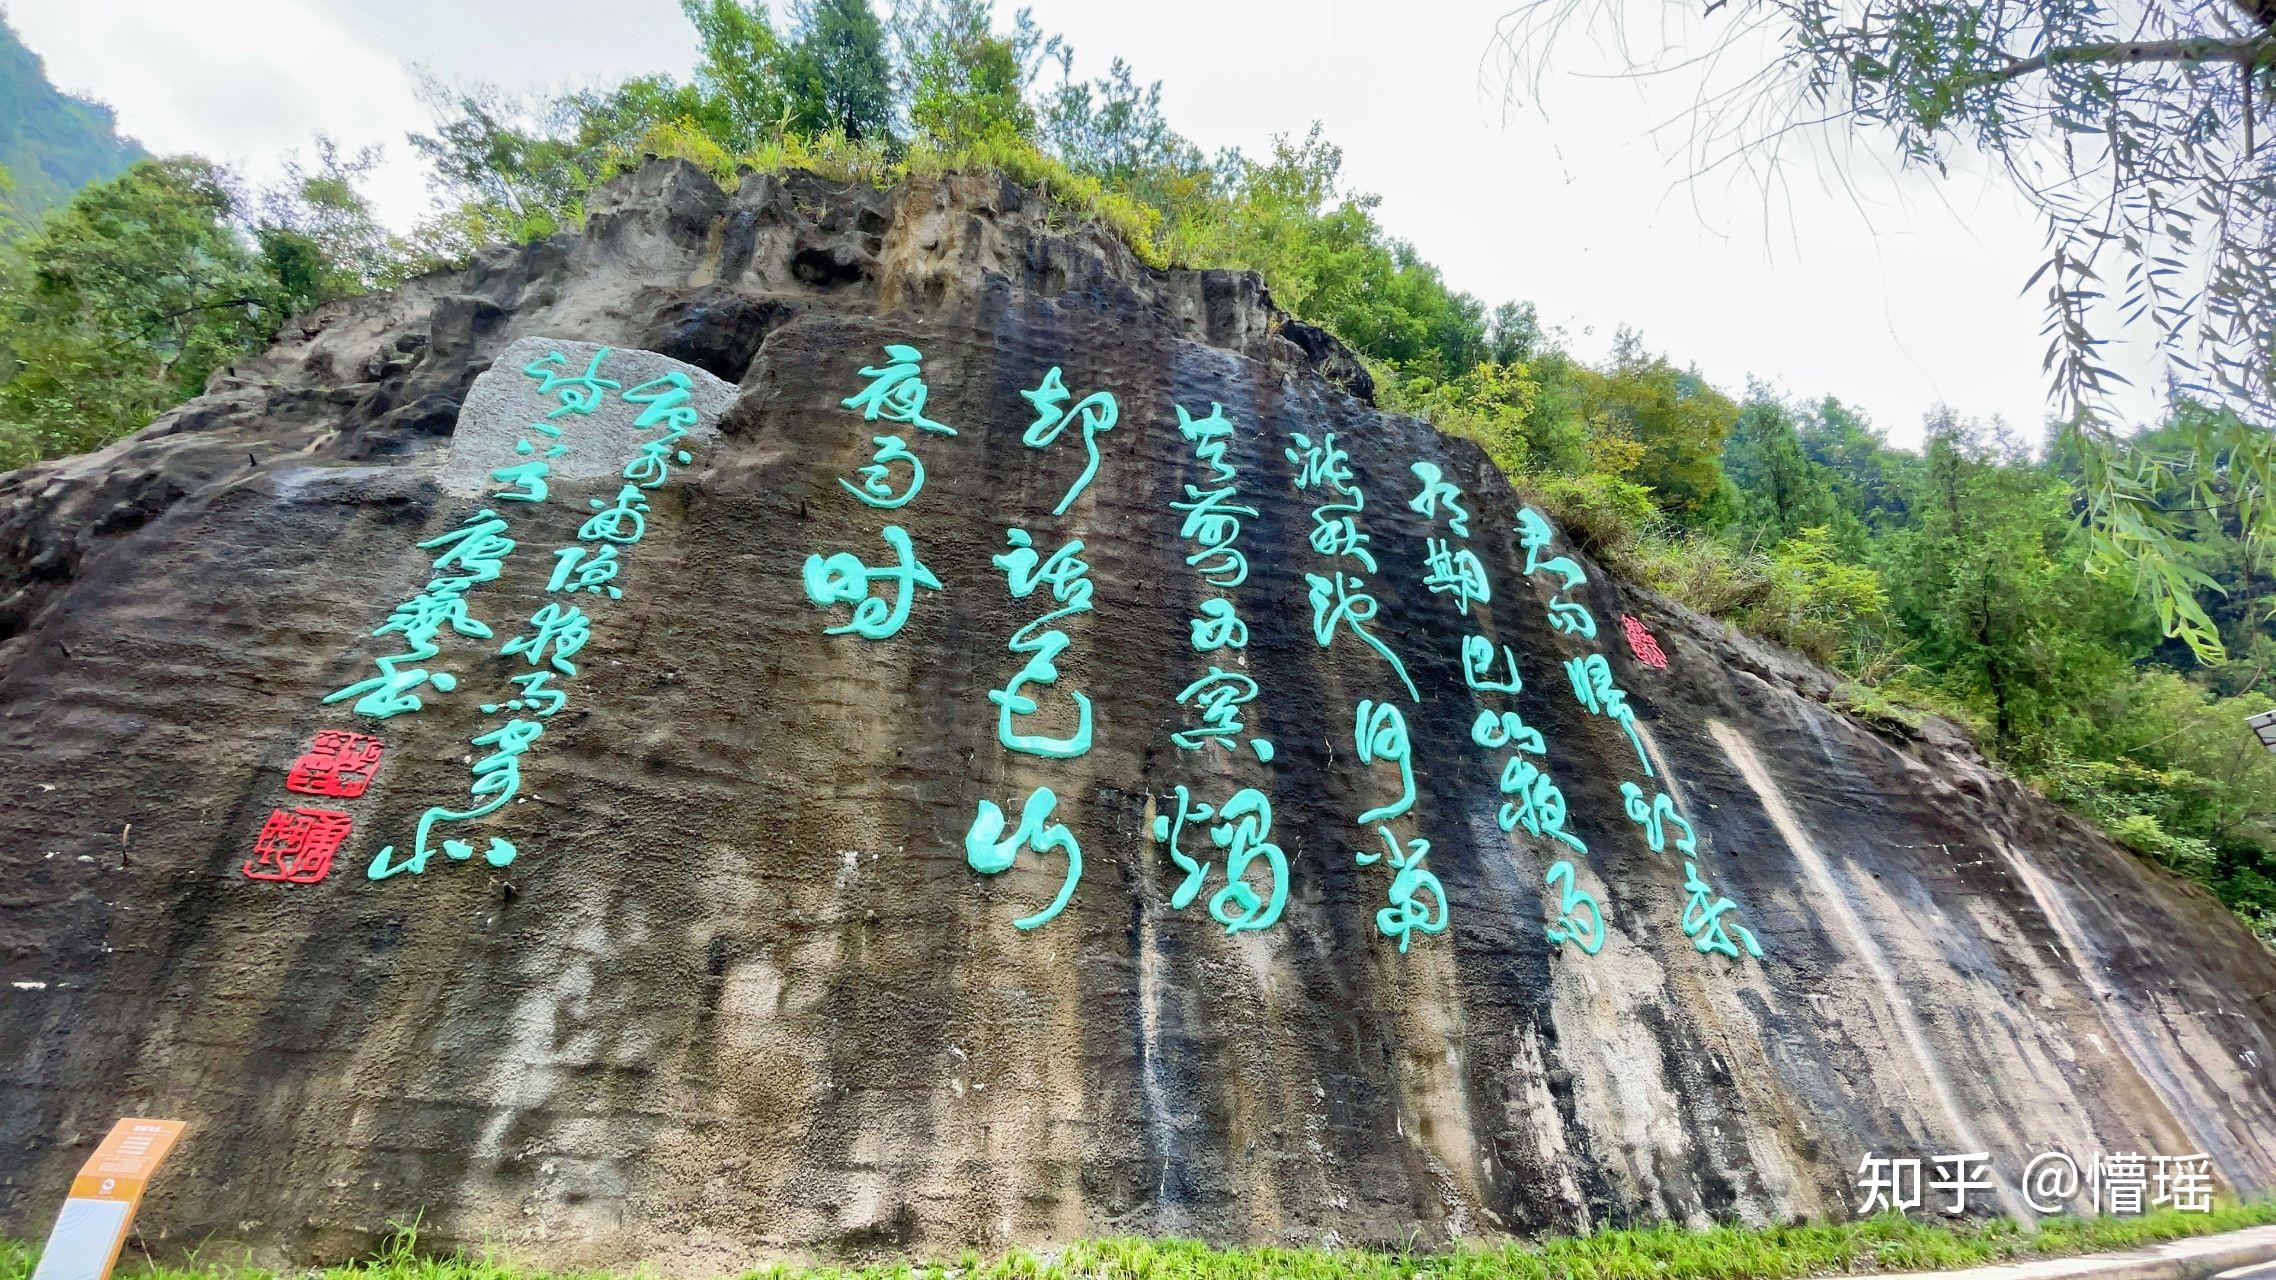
786,0 -> 894,141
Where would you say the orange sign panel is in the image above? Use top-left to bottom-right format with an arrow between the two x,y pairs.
32,1119 -> 185,1280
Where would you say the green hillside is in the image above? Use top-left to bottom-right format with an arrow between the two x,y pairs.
0,11 -> 142,230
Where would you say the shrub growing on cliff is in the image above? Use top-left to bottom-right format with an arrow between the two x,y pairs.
402,2 -> 1498,387
1746,526 -> 1894,670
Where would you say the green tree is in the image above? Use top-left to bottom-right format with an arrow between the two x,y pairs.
894,0 -> 1054,148
1484,300 -> 1547,365
408,67 -> 739,255
784,0 -> 894,141
1571,332 -> 1737,518
1723,389 -> 1839,541
1175,127 -> 1490,380
681,0 -> 793,151
1880,418 -> 2146,750
1385,360 -> 1557,477
256,137 -> 433,309
1042,55 -> 1201,188
2047,403 -> 2276,678
0,158 -> 282,467
1797,396 -> 1909,524
408,80 -> 601,245
1747,524 -> 1893,668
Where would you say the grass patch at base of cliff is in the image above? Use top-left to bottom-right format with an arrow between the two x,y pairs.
6,1201 -> 2274,1280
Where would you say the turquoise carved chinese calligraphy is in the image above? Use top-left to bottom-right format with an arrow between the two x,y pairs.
1515,506 -> 1598,640
1568,653 -> 1654,775
1191,597 -> 1248,652
1151,785 -> 1288,934
1468,706 -> 1584,854
1422,538 -> 1490,615
989,528 -> 1094,759
804,525 -> 943,641
967,786 -> 1082,930
1408,460 -> 1471,536
840,435 -> 924,509
1173,483 -> 1256,587
500,602 -> 590,676
490,460 -> 549,503
1520,504 -> 1763,960
1288,431 -> 1416,700
1305,571 -> 1420,702
1357,826 -> 1447,953
836,348 -> 952,508
622,373 -> 699,489
843,344 -> 953,435
966,365 -> 1113,930
1683,859 -> 1763,958
813,345 -> 955,643
1179,402 -> 1237,483
1544,860 -> 1606,955
1461,634 -> 1523,694
367,719 -> 542,879
1289,435 -> 1436,948
581,485 -> 650,544
483,670 -> 565,718
549,545 -> 622,599
1173,667 -> 1262,756
1405,461 -> 1600,952
1353,700 -> 1417,826
1156,401 -> 1288,931
1621,782 -> 1696,855
1166,402 -> 1274,761
423,511 -> 516,582
343,341 -> 724,882
625,371 -> 700,430
1021,366 -> 1118,515
323,510 -> 519,720
524,347 -> 619,419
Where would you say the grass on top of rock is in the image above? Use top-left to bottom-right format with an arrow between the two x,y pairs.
5,1201 -> 2274,1280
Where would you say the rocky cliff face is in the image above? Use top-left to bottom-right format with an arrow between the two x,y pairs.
3,160 -> 2274,1271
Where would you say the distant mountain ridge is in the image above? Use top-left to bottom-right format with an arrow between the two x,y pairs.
0,11 -> 142,229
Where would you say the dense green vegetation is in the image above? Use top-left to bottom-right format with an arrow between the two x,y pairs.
0,139 -> 433,465
1494,0 -> 2276,669
0,15 -> 142,229
0,1 -> 2268,939
7,1201 -> 2275,1280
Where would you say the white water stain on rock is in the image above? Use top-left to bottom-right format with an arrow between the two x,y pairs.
1710,718 -> 2032,1221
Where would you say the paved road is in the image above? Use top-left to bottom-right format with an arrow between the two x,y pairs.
1882,1226 -> 2276,1280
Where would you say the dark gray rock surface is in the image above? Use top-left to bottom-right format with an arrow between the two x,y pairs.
2,160 -> 2273,1270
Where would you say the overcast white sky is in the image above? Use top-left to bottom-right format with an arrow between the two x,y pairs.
9,0 -> 2168,445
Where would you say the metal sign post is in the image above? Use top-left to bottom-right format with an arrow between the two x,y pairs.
29,1119 -> 185,1280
